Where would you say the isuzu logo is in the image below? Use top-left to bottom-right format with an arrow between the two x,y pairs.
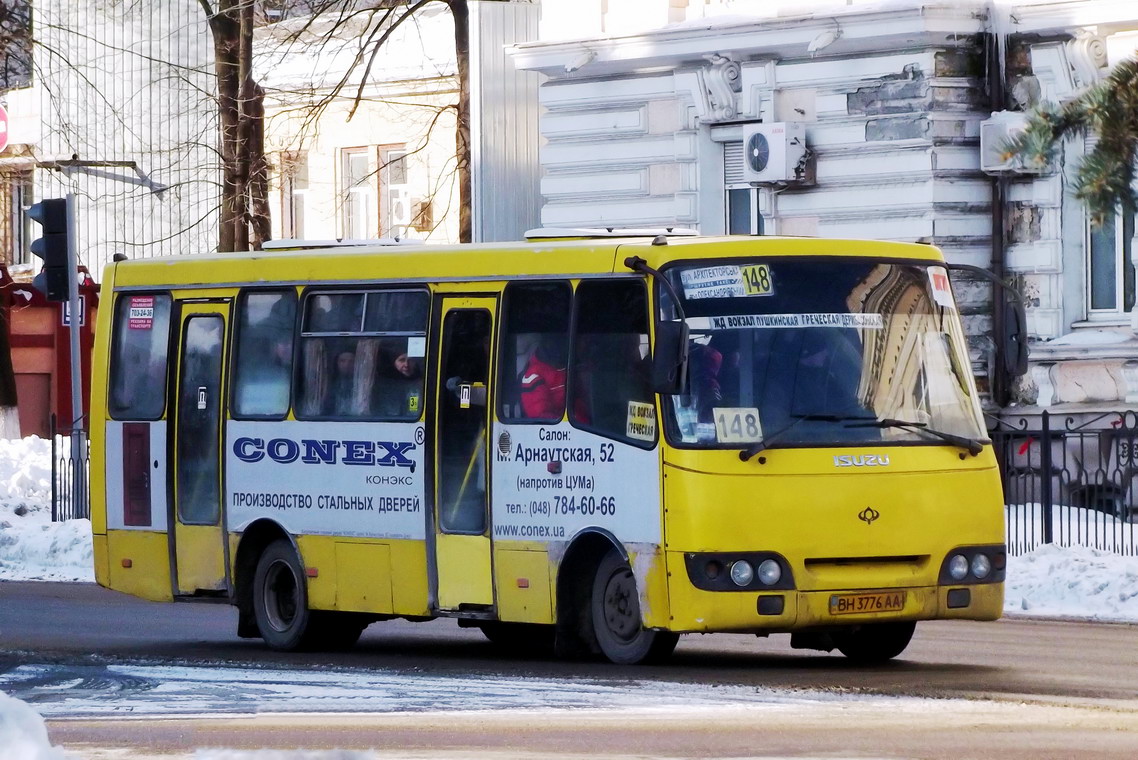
833,454 -> 890,468
858,507 -> 881,525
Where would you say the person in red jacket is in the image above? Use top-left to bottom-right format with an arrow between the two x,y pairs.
520,338 -> 567,419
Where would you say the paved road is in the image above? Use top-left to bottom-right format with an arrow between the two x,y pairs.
4,581 -> 1138,758
3,580 -> 1138,701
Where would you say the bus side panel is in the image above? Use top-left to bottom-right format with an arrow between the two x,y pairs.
490,421 -> 668,628
293,535 -> 429,616
493,546 -> 552,624
104,421 -> 169,533
390,540 -> 430,616
105,530 -> 174,601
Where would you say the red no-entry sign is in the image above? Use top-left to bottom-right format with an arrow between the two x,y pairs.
0,104 -> 8,153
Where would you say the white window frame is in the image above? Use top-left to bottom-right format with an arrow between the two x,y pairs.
341,148 -> 375,239
1085,207 -> 1135,322
280,151 -> 308,239
380,147 -> 409,237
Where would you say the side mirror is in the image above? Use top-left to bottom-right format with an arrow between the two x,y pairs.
946,263 -> 1030,378
1003,297 -> 1028,377
652,320 -> 689,395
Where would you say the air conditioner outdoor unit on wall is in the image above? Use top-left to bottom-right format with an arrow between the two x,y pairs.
742,122 -> 810,184
980,111 -> 1049,174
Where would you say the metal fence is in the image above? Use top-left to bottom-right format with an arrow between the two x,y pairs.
50,415 -> 90,522
989,410 -> 1138,556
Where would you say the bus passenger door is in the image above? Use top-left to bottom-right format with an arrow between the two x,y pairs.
170,301 -> 231,595
433,297 -> 496,610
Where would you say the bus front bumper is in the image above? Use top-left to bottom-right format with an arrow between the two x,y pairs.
665,580 -> 1004,633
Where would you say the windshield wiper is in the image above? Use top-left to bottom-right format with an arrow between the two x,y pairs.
739,414 -> 876,462
844,418 -> 988,456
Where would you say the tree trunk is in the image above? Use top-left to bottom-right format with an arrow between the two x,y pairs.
448,0 -> 472,243
204,1 -> 242,252
247,81 -> 271,249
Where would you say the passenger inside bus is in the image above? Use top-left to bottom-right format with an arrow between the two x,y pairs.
688,341 -> 723,423
328,349 -> 357,417
520,335 -> 568,419
375,343 -> 423,419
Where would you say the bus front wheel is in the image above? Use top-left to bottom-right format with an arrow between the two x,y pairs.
253,539 -> 314,651
834,621 -> 916,663
590,549 -> 678,665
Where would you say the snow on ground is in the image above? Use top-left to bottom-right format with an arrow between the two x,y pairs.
0,691 -> 73,759
1006,543 -> 1138,621
0,437 -> 93,583
1,436 -> 1137,621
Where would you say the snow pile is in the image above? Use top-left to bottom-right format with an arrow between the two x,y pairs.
0,692 -> 73,760
1005,542 -> 1138,621
0,436 -> 93,583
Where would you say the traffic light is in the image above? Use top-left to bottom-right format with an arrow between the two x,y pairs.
27,197 -> 70,302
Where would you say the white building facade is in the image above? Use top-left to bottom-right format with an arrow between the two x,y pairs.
512,0 -> 1138,414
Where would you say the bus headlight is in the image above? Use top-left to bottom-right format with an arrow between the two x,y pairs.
971,553 -> 991,579
757,559 -> 782,586
948,554 -> 969,581
729,560 -> 754,587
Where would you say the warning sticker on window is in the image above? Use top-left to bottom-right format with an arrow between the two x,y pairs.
927,266 -> 955,310
687,313 -> 883,330
128,296 -> 155,330
626,401 -> 657,442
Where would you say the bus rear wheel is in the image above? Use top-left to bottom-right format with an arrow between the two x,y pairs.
253,539 -> 315,651
590,549 -> 678,665
834,621 -> 916,663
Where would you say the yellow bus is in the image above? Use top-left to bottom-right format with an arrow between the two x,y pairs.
89,232 -> 1008,664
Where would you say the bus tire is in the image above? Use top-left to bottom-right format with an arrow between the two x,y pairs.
590,549 -> 678,665
253,539 -> 315,651
834,621 -> 916,664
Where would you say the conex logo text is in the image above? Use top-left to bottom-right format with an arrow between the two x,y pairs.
233,437 -> 417,469
833,454 -> 890,468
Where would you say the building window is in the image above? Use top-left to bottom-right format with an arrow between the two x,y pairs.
2,171 -> 33,265
723,141 -> 763,235
279,152 -> 307,239
341,148 -> 374,239
1087,209 -> 1135,317
381,148 -> 409,237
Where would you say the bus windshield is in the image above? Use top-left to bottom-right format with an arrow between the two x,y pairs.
661,257 -> 985,449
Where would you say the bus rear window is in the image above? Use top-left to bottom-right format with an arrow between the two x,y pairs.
109,293 -> 172,420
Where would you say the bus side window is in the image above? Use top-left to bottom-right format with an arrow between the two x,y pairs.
231,290 -> 297,418
498,281 -> 571,423
108,293 -> 173,420
296,289 -> 428,420
569,280 -> 656,446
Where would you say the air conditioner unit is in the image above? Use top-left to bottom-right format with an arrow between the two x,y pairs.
980,111 -> 1048,174
741,122 -> 810,184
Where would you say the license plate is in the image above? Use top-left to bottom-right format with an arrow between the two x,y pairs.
829,591 -> 907,616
